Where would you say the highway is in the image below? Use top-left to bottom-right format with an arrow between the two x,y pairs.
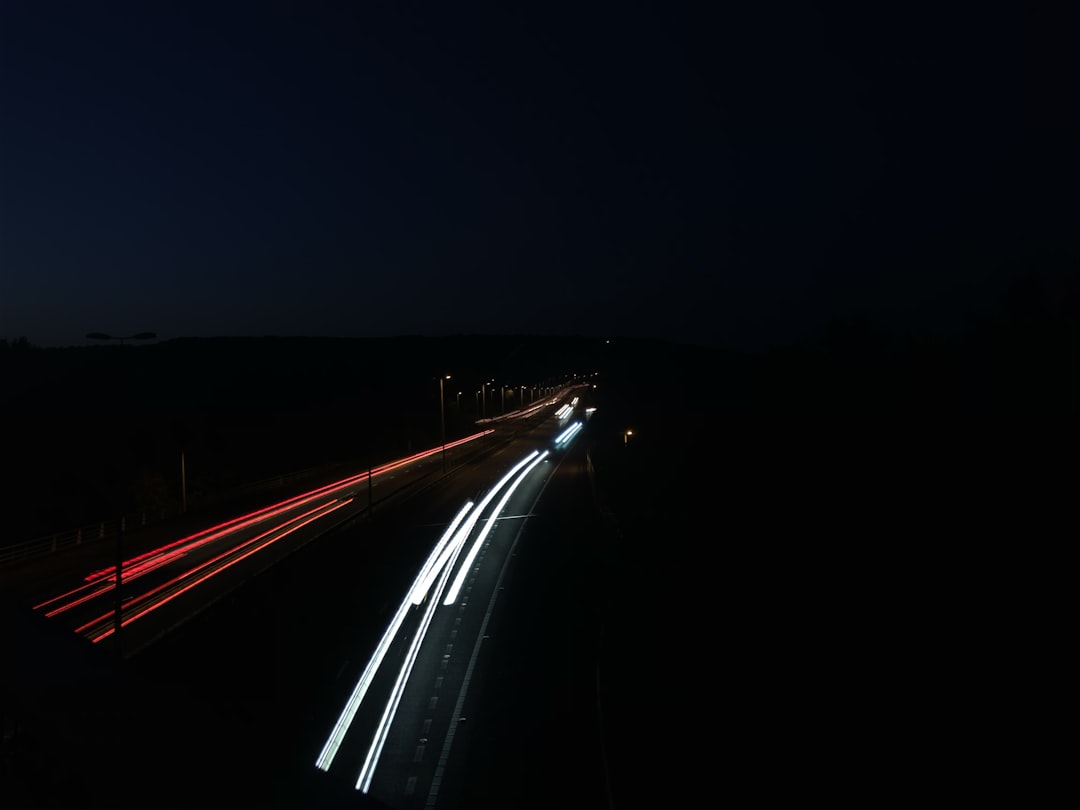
23,429 -> 497,658
313,414 -> 588,808
11,383 -> 603,809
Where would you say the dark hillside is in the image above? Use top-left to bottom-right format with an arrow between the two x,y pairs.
0,335 -> 608,543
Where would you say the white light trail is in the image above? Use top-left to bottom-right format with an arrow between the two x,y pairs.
356,449 -> 550,791
408,502 -> 475,605
554,420 -> 582,446
318,448 -> 550,790
315,501 -> 473,771
356,542 -> 453,792
443,450 -> 549,606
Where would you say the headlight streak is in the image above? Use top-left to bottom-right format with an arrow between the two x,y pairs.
315,501 -> 475,773
554,420 -> 583,447
442,450 -> 549,606
409,450 -> 538,607
355,519 -> 462,793
357,450 -> 551,790
81,499 -> 351,642
407,502 -> 476,606
317,448 -> 549,788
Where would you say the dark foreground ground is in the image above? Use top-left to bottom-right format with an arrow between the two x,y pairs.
3,333 -> 1075,807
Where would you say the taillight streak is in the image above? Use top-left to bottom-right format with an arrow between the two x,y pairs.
36,431 -> 496,617
79,498 -> 350,642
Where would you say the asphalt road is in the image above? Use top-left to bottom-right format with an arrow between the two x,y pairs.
14,386 -> 605,809
12,364 -> 1063,809
18,432 -> 495,659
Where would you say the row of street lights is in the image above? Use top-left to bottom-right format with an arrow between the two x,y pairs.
435,374 -> 574,470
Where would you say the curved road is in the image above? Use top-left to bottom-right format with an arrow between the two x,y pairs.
13,384 -> 605,809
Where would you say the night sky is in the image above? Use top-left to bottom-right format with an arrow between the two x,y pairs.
1,2 -> 1071,350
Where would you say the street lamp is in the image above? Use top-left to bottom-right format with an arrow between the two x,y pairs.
439,374 -> 451,471
624,429 -> 633,446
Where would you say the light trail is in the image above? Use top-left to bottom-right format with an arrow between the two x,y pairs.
315,501 -> 475,772
357,448 -> 550,791
443,450 -> 548,605
35,430 -> 495,619
409,451 -> 538,607
80,499 -> 351,642
82,428 -> 492,586
36,490 -> 345,616
554,420 -> 583,447
356,539 -> 453,793
317,448 -> 550,789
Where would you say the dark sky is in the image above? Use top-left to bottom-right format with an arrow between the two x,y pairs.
0,2 -> 1069,350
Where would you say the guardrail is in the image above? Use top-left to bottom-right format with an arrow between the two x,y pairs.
0,514 -> 155,568
0,423 -> 526,571
0,461 -> 358,569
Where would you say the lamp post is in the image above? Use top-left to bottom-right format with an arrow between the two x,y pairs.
85,330 -> 156,658
173,419 -> 188,515
439,374 -> 450,471
624,429 -> 633,446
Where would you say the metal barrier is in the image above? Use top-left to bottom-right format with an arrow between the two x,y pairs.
0,432 -> 509,570
0,516 -> 129,567
0,461 -> 354,569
